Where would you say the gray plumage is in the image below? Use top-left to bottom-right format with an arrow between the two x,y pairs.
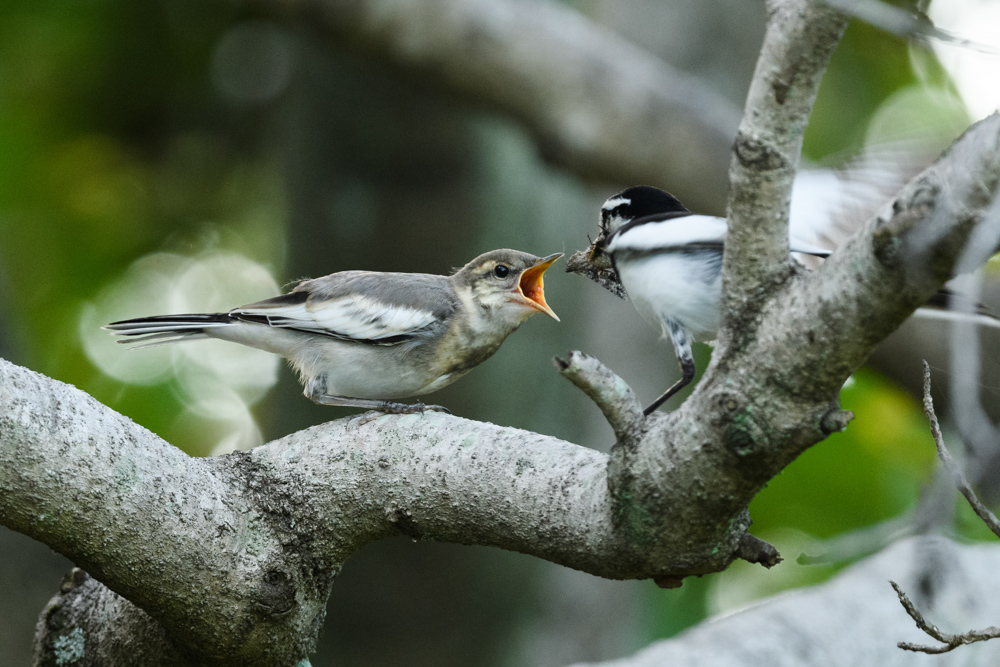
106,249 -> 561,413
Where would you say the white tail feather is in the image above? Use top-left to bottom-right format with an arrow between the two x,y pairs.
912,307 -> 1000,329
105,322 -> 232,335
125,333 -> 211,350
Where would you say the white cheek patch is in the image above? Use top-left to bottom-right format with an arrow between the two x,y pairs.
608,214 -> 833,258
602,196 -> 631,211
609,215 -> 727,252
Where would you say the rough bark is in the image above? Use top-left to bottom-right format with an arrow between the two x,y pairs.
245,0 -> 741,210
724,0 -> 849,301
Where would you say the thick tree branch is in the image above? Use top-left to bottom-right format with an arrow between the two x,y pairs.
640,112 -> 1000,573
0,359 -> 324,665
246,0 -> 740,210
0,357 -> 746,665
723,0 -> 848,312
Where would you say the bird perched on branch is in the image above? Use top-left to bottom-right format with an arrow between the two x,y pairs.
568,185 -> 1000,416
107,250 -> 562,414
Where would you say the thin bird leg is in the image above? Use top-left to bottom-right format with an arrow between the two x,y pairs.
313,394 -> 452,415
644,321 -> 696,416
304,380 -> 451,414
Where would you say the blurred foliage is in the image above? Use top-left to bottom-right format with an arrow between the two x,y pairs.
0,0 -> 287,455
804,16 -> 960,161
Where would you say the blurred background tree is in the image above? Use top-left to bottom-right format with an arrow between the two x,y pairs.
0,0 -> 997,664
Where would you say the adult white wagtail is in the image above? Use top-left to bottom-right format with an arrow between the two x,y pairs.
106,249 -> 562,414
571,185 -> 1000,416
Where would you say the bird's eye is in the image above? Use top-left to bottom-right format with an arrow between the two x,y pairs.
493,264 -> 510,279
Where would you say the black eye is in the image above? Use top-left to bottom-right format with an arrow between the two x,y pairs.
493,264 -> 510,279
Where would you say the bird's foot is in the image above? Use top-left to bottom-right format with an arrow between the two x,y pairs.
380,401 -> 451,415
311,392 -> 452,416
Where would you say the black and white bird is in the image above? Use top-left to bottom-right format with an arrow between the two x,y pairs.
576,185 -> 999,416
106,250 -> 562,414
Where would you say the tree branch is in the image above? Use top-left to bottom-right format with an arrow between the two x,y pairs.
639,112 -> 1000,577
245,0 -> 740,210
554,351 -> 644,446
0,357 -> 746,665
723,0 -> 848,308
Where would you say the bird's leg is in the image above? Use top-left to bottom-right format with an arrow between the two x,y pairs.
305,378 -> 451,414
317,395 -> 452,415
644,321 -> 696,416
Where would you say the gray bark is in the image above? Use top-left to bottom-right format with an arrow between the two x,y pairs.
571,537 -> 1000,667
3,0 -> 1000,664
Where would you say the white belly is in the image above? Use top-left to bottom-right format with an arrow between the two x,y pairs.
617,253 -> 722,341
291,338 -> 451,399
208,323 -> 450,399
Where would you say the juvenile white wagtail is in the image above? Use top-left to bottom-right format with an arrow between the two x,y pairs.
572,185 -> 1000,416
107,249 -> 562,414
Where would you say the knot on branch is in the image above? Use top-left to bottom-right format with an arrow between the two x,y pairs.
820,408 -> 854,434
709,388 -> 770,458
386,506 -> 424,539
60,567 -> 89,593
733,130 -> 787,172
652,575 -> 685,589
736,532 -> 782,568
255,567 -> 298,618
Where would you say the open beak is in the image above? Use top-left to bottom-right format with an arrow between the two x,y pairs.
518,253 -> 562,321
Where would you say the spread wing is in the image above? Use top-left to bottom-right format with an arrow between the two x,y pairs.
608,214 -> 832,258
231,271 -> 455,345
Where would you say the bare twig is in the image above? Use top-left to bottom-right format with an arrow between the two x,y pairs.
891,580 -> 1000,654
923,361 -> 1000,538
554,351 -> 645,445
888,365 -> 1000,655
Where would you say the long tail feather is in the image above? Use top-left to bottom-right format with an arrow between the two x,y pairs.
913,289 -> 1000,329
125,333 -> 211,350
104,313 -> 233,347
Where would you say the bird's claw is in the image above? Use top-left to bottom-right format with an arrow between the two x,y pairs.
407,402 -> 451,415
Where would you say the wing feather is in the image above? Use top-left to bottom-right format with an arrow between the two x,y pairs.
229,274 -> 447,344
609,214 -> 831,258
